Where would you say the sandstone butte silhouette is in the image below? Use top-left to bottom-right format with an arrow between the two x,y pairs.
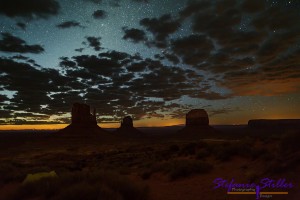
56,103 -> 112,138
114,116 -> 142,137
177,109 -> 217,138
56,103 -> 221,138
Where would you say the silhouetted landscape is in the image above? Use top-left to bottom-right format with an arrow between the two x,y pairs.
1,0 -> 300,199
0,103 -> 299,199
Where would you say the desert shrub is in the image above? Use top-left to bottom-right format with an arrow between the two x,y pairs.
209,141 -> 268,161
180,143 -> 198,156
245,170 -> 260,182
240,136 -> 255,146
168,144 -> 180,153
10,170 -> 148,200
249,148 -> 270,160
260,151 -> 275,161
0,162 -> 24,183
208,143 -> 233,161
280,132 -> 300,153
196,149 -> 210,160
152,159 -> 213,181
140,170 -> 152,180
213,148 -> 232,161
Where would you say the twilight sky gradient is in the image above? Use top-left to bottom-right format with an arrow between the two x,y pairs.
0,0 -> 300,129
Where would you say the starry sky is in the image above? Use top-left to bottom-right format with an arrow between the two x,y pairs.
0,0 -> 300,129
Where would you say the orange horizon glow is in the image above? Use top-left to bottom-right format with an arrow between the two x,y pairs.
1,111 -> 300,130
0,118 -> 186,130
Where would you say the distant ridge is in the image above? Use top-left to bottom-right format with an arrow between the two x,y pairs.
248,119 -> 300,128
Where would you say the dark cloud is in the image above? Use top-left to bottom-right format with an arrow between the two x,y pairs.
75,48 -> 84,52
220,58 -> 300,96
59,57 -> 77,68
0,109 -> 12,118
72,54 -> 123,77
0,0 -> 60,19
0,58 -> 58,113
208,107 -> 239,117
0,57 -> 87,118
241,0 -> 265,13
85,36 -> 102,51
0,32 -> 44,54
92,10 -> 107,19
122,27 -> 147,43
163,53 -> 180,65
171,34 -> 213,65
99,50 -> 131,62
193,8 -> 241,36
85,0 -> 102,3
132,0 -> 149,3
56,21 -> 84,29
0,44 -> 231,125
11,55 -> 30,60
140,14 -> 180,47
126,62 -> 147,72
16,22 -> 26,30
4,119 -> 60,125
179,0 -> 211,19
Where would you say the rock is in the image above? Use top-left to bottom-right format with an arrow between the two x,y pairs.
176,109 -> 216,138
71,103 -> 97,126
115,116 -> 142,137
121,116 -> 133,128
186,109 -> 209,126
55,103 -> 113,139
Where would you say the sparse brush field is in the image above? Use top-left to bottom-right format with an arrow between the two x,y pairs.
0,130 -> 300,200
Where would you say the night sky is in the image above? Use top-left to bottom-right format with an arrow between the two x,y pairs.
0,0 -> 300,129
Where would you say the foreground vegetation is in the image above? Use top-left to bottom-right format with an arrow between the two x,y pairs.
0,130 -> 299,199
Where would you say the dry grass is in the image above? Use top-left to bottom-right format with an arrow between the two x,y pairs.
142,159 -> 213,181
9,170 -> 148,200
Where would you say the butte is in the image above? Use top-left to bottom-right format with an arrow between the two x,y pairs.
55,103 -> 113,139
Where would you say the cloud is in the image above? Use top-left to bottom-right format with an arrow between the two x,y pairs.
122,27 -> 147,43
59,57 -> 77,68
99,50 -> 132,62
0,32 -> 44,54
56,21 -> 84,29
72,54 -> 124,76
11,55 -> 30,60
0,58 -> 57,113
208,107 -> 239,117
75,48 -> 85,52
0,0 -> 60,20
92,10 -> 107,19
241,0 -> 265,13
132,0 -> 149,3
16,22 -> 26,30
171,34 -> 213,65
179,0 -> 211,19
140,14 -> 180,47
167,0 -> 300,96
163,53 -> 180,65
85,36 -> 102,51
85,0 -> 102,3
0,103 -> 11,118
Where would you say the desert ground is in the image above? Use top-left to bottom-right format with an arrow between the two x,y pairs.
0,125 -> 299,200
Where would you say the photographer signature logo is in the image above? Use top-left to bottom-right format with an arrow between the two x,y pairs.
213,178 -> 294,199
